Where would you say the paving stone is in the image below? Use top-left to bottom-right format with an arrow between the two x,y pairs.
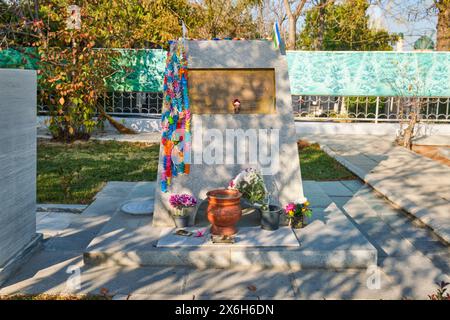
423,252 -> 450,275
329,196 -> 353,209
183,269 -> 296,299
129,294 -> 194,300
408,239 -> 449,252
379,254 -> 450,299
291,269 -> 401,300
302,181 -> 333,208
317,135 -> 450,243
36,212 -> 74,238
79,266 -> 189,296
157,227 -> 299,248
0,251 -> 83,295
370,233 -> 417,257
340,180 -> 364,193
194,294 -> 259,300
44,217 -> 108,251
316,181 -> 355,197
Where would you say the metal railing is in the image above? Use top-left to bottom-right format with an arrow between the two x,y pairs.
38,91 -> 163,116
292,95 -> 450,123
102,91 -> 163,116
38,92 -> 450,123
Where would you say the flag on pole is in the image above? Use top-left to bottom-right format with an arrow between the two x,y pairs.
272,22 -> 285,54
272,22 -> 281,49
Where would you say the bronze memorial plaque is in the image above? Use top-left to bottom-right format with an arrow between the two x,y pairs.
188,69 -> 276,114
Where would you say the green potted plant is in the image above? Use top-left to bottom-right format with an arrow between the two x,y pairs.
284,200 -> 312,229
169,194 -> 197,228
228,168 -> 282,231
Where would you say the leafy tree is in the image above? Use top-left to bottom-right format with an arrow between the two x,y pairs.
298,0 -> 399,50
86,0 -> 201,48
283,0 -> 308,50
35,1 -> 121,141
192,0 -> 260,39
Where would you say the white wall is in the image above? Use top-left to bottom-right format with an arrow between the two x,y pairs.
295,121 -> 450,137
38,116 -> 450,138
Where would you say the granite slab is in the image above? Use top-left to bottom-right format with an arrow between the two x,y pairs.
156,227 -> 300,248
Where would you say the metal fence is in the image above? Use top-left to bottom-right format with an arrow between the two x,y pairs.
292,95 -> 450,122
37,91 -> 164,116
38,92 -> 450,123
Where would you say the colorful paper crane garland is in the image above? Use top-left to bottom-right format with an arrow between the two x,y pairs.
160,40 -> 191,192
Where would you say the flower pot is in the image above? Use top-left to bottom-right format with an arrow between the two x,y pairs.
290,215 -> 305,229
173,208 -> 191,229
206,189 -> 242,236
260,205 -> 282,231
173,215 -> 189,229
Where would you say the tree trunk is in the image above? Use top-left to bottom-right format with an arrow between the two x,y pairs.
436,0 -> 450,51
402,112 -> 417,150
315,0 -> 326,50
257,3 -> 265,37
287,15 -> 297,50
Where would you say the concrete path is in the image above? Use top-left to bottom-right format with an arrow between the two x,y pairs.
301,134 -> 450,244
1,181 -> 448,299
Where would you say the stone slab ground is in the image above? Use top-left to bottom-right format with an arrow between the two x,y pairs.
301,134 -> 450,244
1,180 -> 448,299
83,182 -> 376,270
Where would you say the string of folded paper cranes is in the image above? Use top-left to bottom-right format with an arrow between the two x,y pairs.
160,40 -> 191,193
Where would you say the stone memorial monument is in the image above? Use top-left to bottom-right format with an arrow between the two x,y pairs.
0,69 -> 41,285
153,40 -> 304,227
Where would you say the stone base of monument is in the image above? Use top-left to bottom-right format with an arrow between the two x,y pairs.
0,234 -> 43,286
84,198 -> 377,270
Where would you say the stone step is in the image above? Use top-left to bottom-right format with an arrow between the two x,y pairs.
83,202 -> 377,270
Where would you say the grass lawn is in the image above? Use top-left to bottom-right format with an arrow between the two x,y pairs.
298,140 -> 356,181
37,139 -> 159,204
37,139 -> 355,204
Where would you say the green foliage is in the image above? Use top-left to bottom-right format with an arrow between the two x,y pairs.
85,0 -> 201,49
193,0 -> 259,39
298,0 -> 399,50
229,168 -> 268,207
36,1 -> 118,141
428,281 -> 450,300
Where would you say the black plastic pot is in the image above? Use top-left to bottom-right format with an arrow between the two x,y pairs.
260,205 -> 282,231
174,215 -> 189,229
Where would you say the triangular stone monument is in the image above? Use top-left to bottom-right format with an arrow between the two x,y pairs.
153,40 -> 304,227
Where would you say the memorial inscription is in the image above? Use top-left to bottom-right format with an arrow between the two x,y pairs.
188,68 -> 276,114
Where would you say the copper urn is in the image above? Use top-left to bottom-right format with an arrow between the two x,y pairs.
206,189 -> 242,236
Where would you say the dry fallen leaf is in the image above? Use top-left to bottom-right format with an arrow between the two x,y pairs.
247,285 -> 257,292
100,287 -> 109,296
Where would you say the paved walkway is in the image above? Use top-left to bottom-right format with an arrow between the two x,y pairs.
302,134 -> 450,244
1,181 -> 448,299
